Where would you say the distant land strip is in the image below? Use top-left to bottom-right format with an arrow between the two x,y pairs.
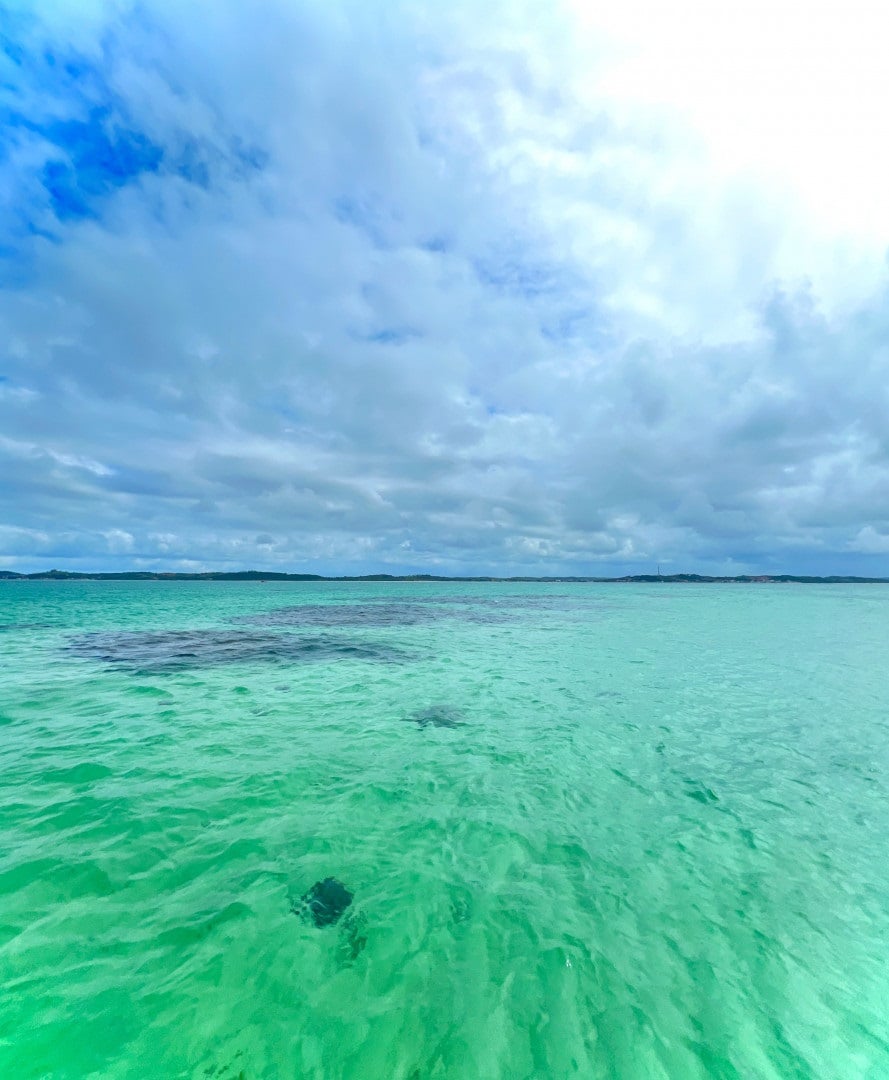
1,570 -> 888,584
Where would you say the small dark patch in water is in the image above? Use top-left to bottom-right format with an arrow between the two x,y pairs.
47,762 -> 113,785
202,1049 -> 247,1079
338,911 -> 368,962
66,629 -> 411,674
611,768 -> 649,794
404,704 -> 467,729
449,885 -> 473,924
292,877 -> 354,927
683,780 -> 719,804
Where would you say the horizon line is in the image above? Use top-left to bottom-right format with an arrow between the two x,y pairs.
2,570 -> 889,584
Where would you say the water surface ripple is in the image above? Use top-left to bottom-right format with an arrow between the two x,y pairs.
1,581 -> 888,1078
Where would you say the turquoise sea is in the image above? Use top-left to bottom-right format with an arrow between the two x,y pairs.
1,580 -> 888,1079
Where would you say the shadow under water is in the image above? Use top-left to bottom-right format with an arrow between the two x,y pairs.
292,877 -> 354,928
235,600 -> 517,628
66,629 -> 413,674
291,878 -> 367,963
403,704 -> 468,729
236,602 -> 439,629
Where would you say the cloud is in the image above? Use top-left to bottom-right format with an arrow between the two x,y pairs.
1,0 -> 888,574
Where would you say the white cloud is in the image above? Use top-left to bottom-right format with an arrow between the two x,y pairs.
850,526 -> 889,555
571,0 -> 889,249
0,0 -> 888,575
102,528 -> 134,553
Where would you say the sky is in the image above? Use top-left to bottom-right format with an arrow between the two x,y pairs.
2,0 -> 889,577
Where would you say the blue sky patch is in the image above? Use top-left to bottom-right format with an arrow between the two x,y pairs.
473,255 -> 557,299
367,328 -> 420,345
0,13 -> 267,255
37,108 -> 163,220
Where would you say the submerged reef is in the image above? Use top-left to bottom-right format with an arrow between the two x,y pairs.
238,602 -> 436,629
237,599 -> 517,628
66,629 -> 411,673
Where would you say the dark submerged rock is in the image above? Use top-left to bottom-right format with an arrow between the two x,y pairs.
405,705 -> 467,729
293,877 -> 354,928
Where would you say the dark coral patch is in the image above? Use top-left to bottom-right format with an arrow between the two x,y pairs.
238,602 -> 436,629
292,877 -> 354,928
404,705 -> 467,729
66,629 -> 411,673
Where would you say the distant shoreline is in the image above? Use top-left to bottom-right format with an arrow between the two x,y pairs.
1,570 -> 887,584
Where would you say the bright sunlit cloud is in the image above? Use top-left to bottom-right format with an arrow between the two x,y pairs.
574,0 -> 889,241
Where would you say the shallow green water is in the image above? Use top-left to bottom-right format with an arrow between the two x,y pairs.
1,581 -> 888,1079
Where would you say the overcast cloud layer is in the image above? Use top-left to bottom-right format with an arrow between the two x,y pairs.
2,0 -> 889,575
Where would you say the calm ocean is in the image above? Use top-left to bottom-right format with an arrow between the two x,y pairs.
1,581 -> 887,1078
